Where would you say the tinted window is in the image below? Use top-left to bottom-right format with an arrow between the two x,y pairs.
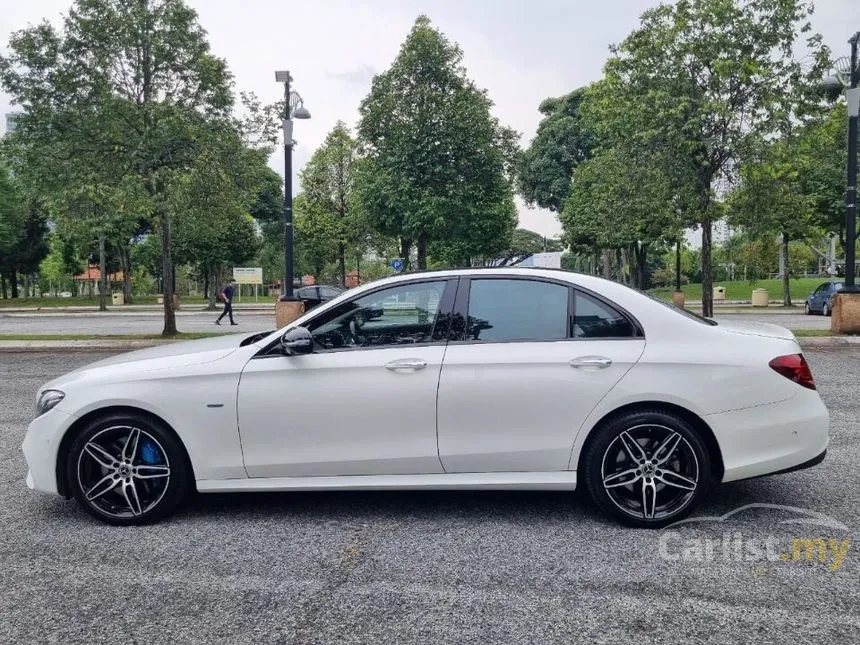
319,287 -> 341,298
306,281 -> 446,349
573,291 -> 636,338
466,279 -> 568,341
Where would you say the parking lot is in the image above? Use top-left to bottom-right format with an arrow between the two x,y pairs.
1,349 -> 858,644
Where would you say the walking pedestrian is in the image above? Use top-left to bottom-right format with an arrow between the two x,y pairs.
215,281 -> 237,326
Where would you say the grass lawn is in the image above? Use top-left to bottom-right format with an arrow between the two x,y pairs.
0,332 -> 230,341
651,277 -> 827,302
0,295 -> 209,308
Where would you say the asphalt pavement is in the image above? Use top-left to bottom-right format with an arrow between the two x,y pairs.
0,309 -> 832,335
0,350 -> 858,644
0,310 -> 276,335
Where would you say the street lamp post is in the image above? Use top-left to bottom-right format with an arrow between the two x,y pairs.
274,71 -> 311,300
824,34 -> 860,290
823,34 -> 860,333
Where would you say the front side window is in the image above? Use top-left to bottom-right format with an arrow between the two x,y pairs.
466,279 -> 569,342
573,291 -> 636,338
306,281 -> 447,350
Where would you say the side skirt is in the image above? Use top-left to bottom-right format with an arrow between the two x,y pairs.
196,471 -> 577,493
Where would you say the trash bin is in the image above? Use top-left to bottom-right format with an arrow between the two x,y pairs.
713,286 -> 726,301
111,293 -> 124,306
672,291 -> 686,308
751,288 -> 769,307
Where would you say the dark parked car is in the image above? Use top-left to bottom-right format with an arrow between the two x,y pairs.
296,285 -> 345,311
805,281 -> 843,316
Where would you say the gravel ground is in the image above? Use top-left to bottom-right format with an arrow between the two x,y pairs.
0,350 -> 858,644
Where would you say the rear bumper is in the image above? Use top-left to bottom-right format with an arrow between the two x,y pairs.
706,389 -> 829,483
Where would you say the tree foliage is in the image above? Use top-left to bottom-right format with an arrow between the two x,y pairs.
589,0 -> 828,314
1,0 -> 233,331
518,88 -> 595,213
357,15 -> 517,269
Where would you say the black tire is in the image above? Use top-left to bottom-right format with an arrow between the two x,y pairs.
66,412 -> 191,526
823,302 -> 831,317
582,409 -> 712,529
804,303 -> 811,315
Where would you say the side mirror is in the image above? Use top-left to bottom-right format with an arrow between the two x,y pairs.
280,327 -> 314,356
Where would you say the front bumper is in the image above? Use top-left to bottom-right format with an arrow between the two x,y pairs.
706,389 -> 829,483
21,407 -> 73,496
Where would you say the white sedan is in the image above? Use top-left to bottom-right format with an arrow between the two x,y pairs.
22,268 -> 829,527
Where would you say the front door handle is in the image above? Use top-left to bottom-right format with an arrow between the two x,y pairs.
570,356 -> 613,369
384,358 -> 428,371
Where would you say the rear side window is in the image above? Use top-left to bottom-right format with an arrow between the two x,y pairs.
466,279 -> 568,341
573,291 -> 636,338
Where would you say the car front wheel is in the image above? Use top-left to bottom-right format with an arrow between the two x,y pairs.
804,303 -> 811,315
66,412 -> 190,525
582,410 -> 712,528
823,302 -> 831,317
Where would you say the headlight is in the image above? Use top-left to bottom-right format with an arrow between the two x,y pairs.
35,390 -> 65,417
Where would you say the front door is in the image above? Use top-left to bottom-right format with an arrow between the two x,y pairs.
238,279 -> 456,478
436,277 -> 645,473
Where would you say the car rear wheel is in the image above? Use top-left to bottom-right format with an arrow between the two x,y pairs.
823,302 -> 830,317
582,410 -> 712,528
804,303 -> 811,315
66,412 -> 190,526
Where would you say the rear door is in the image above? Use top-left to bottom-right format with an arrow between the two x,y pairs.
436,276 -> 645,473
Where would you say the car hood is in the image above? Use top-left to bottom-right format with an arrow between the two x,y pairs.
716,319 -> 796,340
43,333 -> 257,391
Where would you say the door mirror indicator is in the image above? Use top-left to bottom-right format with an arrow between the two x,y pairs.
280,327 -> 314,356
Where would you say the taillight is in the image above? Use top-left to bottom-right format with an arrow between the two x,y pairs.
769,354 -> 816,390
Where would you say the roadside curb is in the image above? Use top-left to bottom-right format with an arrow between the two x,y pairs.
0,340 -> 178,352
797,336 -> 860,347
1,335 -> 859,353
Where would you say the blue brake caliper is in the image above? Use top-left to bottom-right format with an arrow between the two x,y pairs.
139,438 -> 163,465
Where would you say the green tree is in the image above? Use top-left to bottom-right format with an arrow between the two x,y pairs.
518,88 -> 595,213
301,122 -> 366,286
591,0 -> 829,315
1,0 -> 233,333
562,146 -> 679,289
728,134 -> 817,305
171,125 -> 265,309
356,15 -> 517,269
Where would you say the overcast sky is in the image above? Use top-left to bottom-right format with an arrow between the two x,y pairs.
2,0 -> 859,236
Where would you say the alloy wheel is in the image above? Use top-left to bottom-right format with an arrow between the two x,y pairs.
76,425 -> 171,519
600,424 -> 699,521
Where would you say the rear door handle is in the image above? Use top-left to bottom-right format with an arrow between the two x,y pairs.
569,356 -> 613,369
384,358 -> 428,371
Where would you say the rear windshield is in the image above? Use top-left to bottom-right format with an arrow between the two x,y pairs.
640,290 -> 718,326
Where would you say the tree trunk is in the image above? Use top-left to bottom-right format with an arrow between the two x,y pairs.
98,233 -> 108,312
158,207 -> 177,336
400,237 -> 412,271
602,249 -> 612,278
675,239 -> 682,292
337,243 -> 346,286
206,265 -> 218,311
10,271 -> 19,298
782,232 -> 791,307
118,244 -> 133,305
416,235 -> 427,270
701,217 -> 713,318
634,243 -> 648,290
1,274 -> 6,299
203,271 -> 209,301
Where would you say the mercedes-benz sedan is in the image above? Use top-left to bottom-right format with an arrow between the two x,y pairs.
22,268 -> 829,528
